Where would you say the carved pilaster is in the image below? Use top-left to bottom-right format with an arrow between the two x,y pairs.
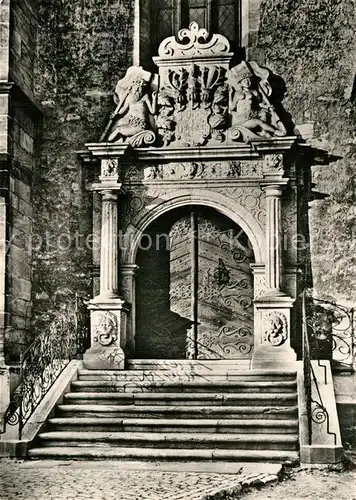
99,190 -> 119,299
120,264 -> 139,356
264,184 -> 283,293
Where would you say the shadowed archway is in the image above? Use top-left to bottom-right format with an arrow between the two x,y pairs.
135,205 -> 255,359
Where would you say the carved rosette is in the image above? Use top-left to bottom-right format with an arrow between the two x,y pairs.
218,186 -> 266,226
92,311 -> 118,346
263,311 -> 288,347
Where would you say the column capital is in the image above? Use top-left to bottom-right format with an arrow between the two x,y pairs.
261,180 -> 289,197
100,190 -> 119,202
92,181 -> 126,194
121,264 -> 139,277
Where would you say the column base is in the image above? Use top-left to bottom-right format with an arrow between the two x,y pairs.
84,297 -> 129,370
83,344 -> 125,370
252,343 -> 297,369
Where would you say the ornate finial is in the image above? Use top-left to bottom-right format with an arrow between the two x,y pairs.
158,22 -> 231,59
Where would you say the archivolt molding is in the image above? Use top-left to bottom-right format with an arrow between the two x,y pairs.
120,189 -> 265,264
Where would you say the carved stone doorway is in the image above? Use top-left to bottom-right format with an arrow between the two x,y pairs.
135,206 -> 255,359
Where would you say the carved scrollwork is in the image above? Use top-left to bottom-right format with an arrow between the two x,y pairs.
263,154 -> 284,173
93,311 -> 118,346
254,274 -> 267,299
101,159 -> 119,178
127,130 -> 156,147
263,311 -> 288,347
141,161 -> 243,181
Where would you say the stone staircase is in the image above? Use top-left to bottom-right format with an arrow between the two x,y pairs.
28,360 -> 300,463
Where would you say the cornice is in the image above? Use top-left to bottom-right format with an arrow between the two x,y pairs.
84,137 -> 298,164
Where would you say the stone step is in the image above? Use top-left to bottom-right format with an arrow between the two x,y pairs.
77,369 -> 297,383
47,417 -> 299,434
62,392 -> 298,407
28,446 -> 300,463
56,404 -> 298,420
127,360 -> 250,371
36,431 -> 299,451
71,379 -> 297,393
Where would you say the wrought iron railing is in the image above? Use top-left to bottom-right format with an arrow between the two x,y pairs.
302,291 -> 338,446
304,294 -> 355,370
1,293 -> 89,439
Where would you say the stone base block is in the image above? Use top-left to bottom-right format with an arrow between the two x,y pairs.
252,343 -> 297,369
83,344 -> 125,370
300,444 -> 344,464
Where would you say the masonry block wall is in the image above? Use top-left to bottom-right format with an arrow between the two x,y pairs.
31,0 -> 134,333
0,0 -> 39,364
10,0 -> 37,101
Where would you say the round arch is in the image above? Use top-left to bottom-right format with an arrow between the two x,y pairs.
122,189 -> 265,264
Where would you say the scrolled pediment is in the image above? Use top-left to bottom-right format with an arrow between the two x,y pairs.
98,24 -> 295,153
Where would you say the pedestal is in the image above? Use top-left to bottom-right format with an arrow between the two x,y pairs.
252,295 -> 296,369
84,298 -> 129,370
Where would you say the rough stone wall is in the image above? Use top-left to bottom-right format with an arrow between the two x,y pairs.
257,0 -> 356,305
32,0 -> 134,331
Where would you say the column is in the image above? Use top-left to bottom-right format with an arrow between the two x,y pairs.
84,158 -> 129,370
120,264 -> 139,356
252,180 -> 296,368
99,190 -> 119,299
264,184 -> 283,294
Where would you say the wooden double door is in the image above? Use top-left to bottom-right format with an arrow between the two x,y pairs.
135,206 -> 255,359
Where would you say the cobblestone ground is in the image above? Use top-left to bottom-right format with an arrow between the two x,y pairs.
1,460 -> 355,500
243,468 -> 356,500
0,460 -> 271,500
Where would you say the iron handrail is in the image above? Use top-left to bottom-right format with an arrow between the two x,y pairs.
302,290 -> 337,446
1,293 -> 89,439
